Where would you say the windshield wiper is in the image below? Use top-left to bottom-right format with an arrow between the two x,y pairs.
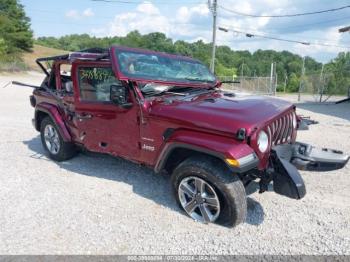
144,91 -> 187,97
143,85 -> 197,97
184,77 -> 213,83
143,86 -> 181,96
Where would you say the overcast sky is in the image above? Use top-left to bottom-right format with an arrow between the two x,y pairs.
21,0 -> 350,63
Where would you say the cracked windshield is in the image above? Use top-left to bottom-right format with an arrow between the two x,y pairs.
115,50 -> 216,84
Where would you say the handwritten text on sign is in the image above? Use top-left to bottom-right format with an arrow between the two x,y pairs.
80,68 -> 114,81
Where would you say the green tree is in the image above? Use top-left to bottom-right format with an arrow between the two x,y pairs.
0,0 -> 33,56
0,38 -> 7,56
287,73 -> 299,92
324,52 -> 350,95
34,32 -> 349,94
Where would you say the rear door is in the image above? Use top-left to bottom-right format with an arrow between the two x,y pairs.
71,61 -> 140,160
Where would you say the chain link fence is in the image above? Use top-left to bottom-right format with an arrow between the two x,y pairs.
218,76 -> 277,95
298,73 -> 349,103
218,74 -> 349,103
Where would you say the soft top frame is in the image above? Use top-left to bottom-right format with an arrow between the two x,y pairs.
36,48 -> 110,76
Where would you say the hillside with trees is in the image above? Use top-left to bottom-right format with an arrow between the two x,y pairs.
0,0 -> 348,95
36,32 -> 350,94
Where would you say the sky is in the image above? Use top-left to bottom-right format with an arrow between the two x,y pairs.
21,0 -> 350,63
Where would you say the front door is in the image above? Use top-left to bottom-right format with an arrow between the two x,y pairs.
72,61 -> 140,160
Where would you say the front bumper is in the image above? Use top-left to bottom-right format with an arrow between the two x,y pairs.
269,142 -> 349,200
274,142 -> 349,171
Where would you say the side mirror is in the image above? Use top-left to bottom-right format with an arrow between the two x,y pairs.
110,85 -> 132,109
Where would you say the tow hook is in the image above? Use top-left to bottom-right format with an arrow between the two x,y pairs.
297,116 -> 319,130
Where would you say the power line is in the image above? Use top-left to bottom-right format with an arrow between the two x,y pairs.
91,0 -> 203,4
218,23 -> 350,45
30,18 -> 208,28
218,26 -> 350,49
25,8 -> 350,38
27,8 -> 161,19
218,4 -> 350,18
261,16 -> 350,32
218,27 -> 310,45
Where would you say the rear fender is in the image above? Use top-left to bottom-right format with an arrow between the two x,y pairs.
155,129 -> 258,173
35,103 -> 72,142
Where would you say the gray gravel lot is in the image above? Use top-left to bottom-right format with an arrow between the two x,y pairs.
0,72 -> 350,255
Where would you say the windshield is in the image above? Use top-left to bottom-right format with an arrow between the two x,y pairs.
114,49 -> 216,84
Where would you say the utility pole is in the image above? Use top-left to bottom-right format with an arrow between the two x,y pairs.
209,0 -> 217,73
270,62 -> 274,94
298,57 -> 305,102
241,62 -> 244,78
284,73 -> 287,93
240,62 -> 244,90
273,62 -> 277,95
319,64 -> 325,102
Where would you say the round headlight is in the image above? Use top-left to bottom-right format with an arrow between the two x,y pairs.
257,130 -> 269,153
292,113 -> 297,129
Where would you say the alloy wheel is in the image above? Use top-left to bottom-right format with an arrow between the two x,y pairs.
178,176 -> 220,223
44,124 -> 60,155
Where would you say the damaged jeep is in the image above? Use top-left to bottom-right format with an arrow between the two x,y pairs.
19,46 -> 349,227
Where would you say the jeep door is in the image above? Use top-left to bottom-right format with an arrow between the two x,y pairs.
71,61 -> 140,160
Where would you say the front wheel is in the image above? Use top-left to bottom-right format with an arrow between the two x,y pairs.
171,156 -> 247,227
40,116 -> 77,161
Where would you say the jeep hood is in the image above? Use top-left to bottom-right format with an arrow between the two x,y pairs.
149,92 -> 294,135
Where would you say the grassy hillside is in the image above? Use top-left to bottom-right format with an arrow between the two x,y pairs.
22,44 -> 67,71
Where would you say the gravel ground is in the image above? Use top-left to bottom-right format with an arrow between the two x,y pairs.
0,72 -> 350,255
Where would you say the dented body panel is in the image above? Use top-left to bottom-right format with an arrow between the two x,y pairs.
34,102 -> 72,142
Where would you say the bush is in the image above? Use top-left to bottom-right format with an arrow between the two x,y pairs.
287,73 -> 299,92
0,60 -> 28,72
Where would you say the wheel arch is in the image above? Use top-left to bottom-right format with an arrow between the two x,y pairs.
34,110 -> 48,131
155,143 -> 228,174
35,103 -> 72,142
155,129 -> 258,175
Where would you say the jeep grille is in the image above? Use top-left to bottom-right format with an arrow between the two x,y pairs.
266,111 -> 295,146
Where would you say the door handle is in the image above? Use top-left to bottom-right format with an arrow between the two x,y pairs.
76,113 -> 93,121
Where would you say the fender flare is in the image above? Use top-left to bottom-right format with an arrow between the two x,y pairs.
35,103 -> 72,142
154,130 -> 258,173
155,142 -> 226,173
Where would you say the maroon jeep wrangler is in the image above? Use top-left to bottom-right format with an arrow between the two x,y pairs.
25,46 -> 348,227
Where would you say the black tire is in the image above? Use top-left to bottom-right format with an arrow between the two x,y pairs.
171,155 -> 247,227
40,116 -> 77,161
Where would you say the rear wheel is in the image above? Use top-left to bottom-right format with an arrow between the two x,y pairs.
172,156 -> 247,227
40,117 -> 77,161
